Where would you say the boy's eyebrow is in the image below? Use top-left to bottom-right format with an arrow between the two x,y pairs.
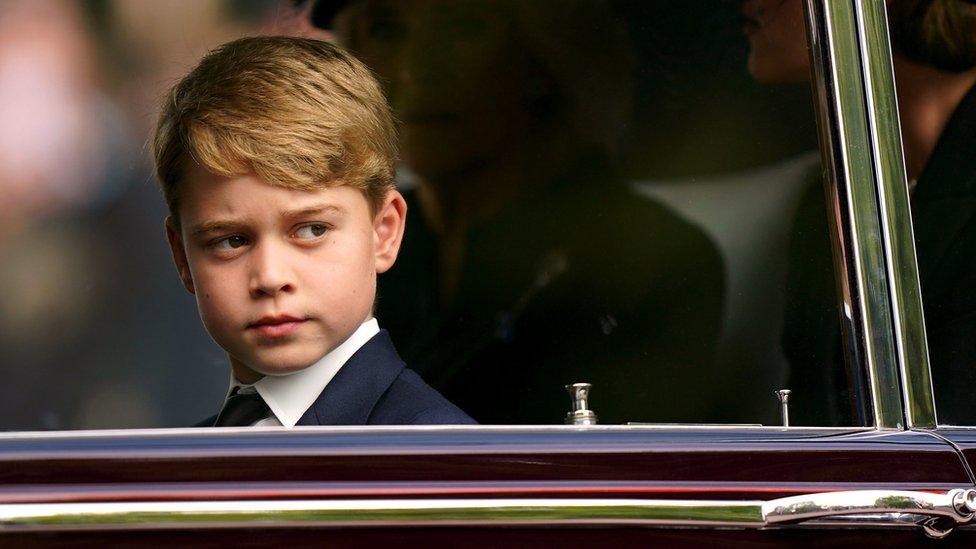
190,220 -> 245,238
282,203 -> 346,218
189,204 -> 347,238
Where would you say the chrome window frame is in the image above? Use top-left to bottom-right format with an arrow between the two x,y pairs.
803,0 -> 936,430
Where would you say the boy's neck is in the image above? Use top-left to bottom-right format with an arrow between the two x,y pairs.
230,357 -> 264,385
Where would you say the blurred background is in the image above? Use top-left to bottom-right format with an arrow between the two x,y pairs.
0,0 -> 321,429
0,0 -> 818,429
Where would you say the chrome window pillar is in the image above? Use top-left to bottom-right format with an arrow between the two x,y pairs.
852,1 -> 936,429
803,0 -> 935,429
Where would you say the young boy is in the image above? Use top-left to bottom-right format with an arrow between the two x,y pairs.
152,36 -> 473,427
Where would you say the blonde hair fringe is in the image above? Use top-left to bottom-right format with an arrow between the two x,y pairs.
153,36 -> 397,222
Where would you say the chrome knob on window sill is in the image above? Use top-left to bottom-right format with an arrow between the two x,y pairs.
565,383 -> 597,425
775,389 -> 791,427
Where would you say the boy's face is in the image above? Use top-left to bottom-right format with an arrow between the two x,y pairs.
166,165 -> 406,383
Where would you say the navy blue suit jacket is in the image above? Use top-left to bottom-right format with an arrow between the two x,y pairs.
202,330 -> 475,426
295,330 -> 475,425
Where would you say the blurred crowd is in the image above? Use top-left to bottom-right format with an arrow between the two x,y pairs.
0,0 -> 320,429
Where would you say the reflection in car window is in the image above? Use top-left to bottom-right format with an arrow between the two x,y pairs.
332,0 -> 826,426
336,0 -> 730,426
727,0 -> 976,427
0,0 -> 879,429
735,0 -> 863,427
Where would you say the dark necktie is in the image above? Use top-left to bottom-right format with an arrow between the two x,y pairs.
214,389 -> 271,427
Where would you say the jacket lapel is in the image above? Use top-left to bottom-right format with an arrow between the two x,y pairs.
296,330 -> 405,426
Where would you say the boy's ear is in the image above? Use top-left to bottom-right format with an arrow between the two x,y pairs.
373,190 -> 407,274
165,216 -> 195,295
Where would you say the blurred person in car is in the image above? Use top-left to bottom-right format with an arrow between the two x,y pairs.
301,0 -> 727,425
743,0 -> 976,424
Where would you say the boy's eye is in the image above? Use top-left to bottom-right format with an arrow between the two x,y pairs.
294,223 -> 329,240
213,235 -> 248,251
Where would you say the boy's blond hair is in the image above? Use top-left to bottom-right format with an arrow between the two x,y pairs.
153,36 -> 397,223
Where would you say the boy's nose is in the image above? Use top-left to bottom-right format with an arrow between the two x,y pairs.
248,243 -> 296,298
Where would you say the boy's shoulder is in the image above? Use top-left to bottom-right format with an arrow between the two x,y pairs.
369,366 -> 477,425
297,329 -> 476,426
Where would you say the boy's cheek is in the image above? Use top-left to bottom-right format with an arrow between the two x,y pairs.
194,288 -> 240,334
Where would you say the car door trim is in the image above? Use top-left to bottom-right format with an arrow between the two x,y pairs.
1,490 -> 973,535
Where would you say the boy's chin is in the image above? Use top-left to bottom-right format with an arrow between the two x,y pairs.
250,362 -> 313,377
236,347 -> 329,379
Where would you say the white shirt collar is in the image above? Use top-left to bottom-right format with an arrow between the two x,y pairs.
226,318 -> 380,428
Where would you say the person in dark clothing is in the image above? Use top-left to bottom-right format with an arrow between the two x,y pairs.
315,0 -> 727,424
744,0 -> 976,424
381,161 -> 725,425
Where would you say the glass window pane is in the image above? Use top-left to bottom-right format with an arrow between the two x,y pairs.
0,0 -> 872,429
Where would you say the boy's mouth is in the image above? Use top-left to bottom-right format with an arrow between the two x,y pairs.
247,315 -> 307,338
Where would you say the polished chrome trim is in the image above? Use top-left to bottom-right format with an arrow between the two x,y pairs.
762,489 -> 974,524
3,490 -> 973,533
0,498 -> 764,531
804,0 -> 904,428
851,1 -> 936,429
765,488 -> 976,539
797,512 -> 936,528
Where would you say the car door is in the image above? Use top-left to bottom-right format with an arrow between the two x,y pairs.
1,0 -> 974,546
0,426 -> 972,547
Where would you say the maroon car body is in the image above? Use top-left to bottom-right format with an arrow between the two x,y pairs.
1,427 -> 975,546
